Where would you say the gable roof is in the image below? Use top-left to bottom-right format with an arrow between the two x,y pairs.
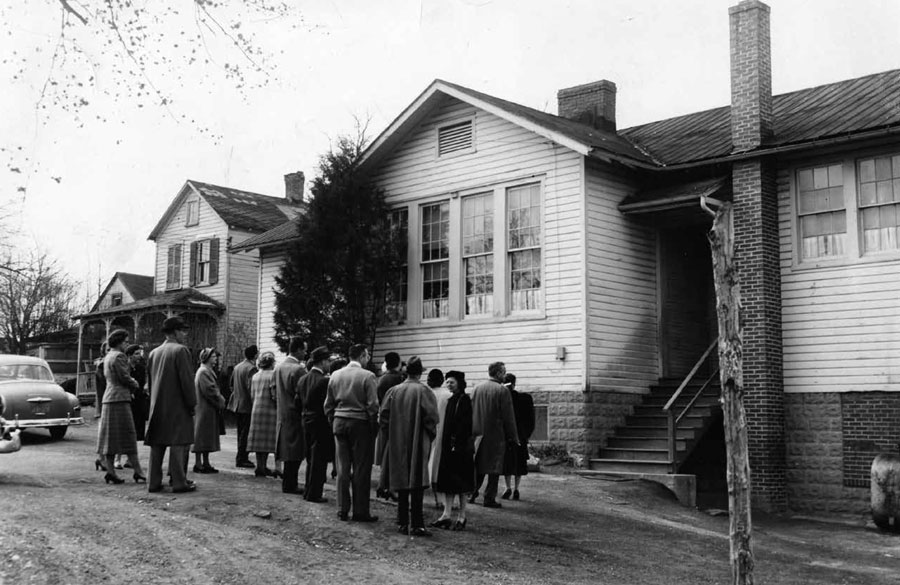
230,219 -> 300,253
358,79 -> 657,173
89,272 -> 154,312
148,180 -> 299,241
360,71 -> 900,175
620,69 -> 900,167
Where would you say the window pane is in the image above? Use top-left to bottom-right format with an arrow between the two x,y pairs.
877,181 -> 893,204
860,182 -> 877,207
798,169 -> 814,190
813,167 -> 829,189
827,164 -> 843,187
876,157 -> 893,181
860,159 -> 876,183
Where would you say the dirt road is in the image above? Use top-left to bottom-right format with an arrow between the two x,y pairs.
1,411 -> 898,584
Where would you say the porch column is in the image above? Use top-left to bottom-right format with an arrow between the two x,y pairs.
133,313 -> 143,344
75,321 -> 84,379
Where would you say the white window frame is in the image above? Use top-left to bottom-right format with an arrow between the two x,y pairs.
462,191 -> 494,318
389,177 -> 545,329
384,207 -> 409,324
420,201 -> 450,320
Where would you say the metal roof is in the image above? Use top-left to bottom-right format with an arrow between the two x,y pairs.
75,288 -> 224,320
620,69 -> 900,166
189,181 -> 296,234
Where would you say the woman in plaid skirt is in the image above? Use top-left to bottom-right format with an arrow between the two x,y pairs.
247,352 -> 278,477
96,329 -> 146,484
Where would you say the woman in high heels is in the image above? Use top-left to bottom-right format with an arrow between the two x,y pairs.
247,352 -> 278,477
96,329 -> 146,484
431,371 -> 474,531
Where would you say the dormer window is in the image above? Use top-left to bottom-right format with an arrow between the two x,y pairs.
437,119 -> 474,157
186,199 -> 199,226
110,293 -> 123,307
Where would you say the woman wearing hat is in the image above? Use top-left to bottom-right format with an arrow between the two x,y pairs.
96,329 -> 146,484
431,370 -> 474,530
192,348 -> 227,474
247,351 -> 279,477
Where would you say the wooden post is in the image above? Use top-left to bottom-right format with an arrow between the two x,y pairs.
707,201 -> 754,585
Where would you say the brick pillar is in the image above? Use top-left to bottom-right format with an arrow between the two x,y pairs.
732,159 -> 786,511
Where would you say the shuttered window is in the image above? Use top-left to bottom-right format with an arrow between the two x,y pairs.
858,154 -> 900,253
165,244 -> 183,290
437,120 -> 473,157
797,164 -> 846,260
189,238 -> 219,287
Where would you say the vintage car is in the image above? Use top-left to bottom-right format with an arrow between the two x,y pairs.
0,355 -> 84,439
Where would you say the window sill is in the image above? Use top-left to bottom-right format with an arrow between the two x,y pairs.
792,251 -> 900,271
378,311 -> 547,333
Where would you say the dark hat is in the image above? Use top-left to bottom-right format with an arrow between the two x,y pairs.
162,316 -> 190,333
310,346 -> 330,363
199,347 -> 216,363
124,344 -> 141,356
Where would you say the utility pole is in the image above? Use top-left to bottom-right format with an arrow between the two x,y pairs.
705,199 -> 753,585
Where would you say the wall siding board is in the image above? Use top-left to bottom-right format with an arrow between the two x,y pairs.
372,97 -> 583,395
779,163 -> 900,393
584,159 -> 658,393
257,250 -> 286,358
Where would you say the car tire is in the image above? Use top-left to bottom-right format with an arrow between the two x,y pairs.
49,426 -> 68,440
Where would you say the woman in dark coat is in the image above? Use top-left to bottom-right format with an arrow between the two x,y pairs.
96,330 -> 146,484
502,372 -> 535,500
192,348 -> 227,473
247,352 -> 278,477
431,370 -> 474,531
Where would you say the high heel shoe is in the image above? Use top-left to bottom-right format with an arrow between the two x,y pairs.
104,473 -> 125,485
133,473 -> 147,483
451,518 -> 467,531
500,488 -> 512,500
429,517 -> 453,530
94,459 -> 105,471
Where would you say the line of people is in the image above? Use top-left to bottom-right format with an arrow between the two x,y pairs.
94,317 -> 536,538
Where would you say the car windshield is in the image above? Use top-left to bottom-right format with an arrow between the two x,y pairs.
0,364 -> 54,382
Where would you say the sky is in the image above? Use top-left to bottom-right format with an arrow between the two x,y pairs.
2,0 -> 900,302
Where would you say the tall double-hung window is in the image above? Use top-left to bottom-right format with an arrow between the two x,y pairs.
797,164 -> 845,260
384,208 -> 409,323
858,154 -> 900,253
421,201 -> 450,319
507,183 -> 542,311
462,192 -> 494,316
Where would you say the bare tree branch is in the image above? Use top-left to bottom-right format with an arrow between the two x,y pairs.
58,0 -> 88,25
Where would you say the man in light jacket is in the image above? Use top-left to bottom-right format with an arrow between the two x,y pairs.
325,343 -> 379,522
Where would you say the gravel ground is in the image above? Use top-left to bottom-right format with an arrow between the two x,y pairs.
1,409 -> 898,585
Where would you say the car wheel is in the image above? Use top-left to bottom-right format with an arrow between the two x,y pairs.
49,426 -> 68,440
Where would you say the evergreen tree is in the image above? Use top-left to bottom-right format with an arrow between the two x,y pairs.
273,132 -> 402,355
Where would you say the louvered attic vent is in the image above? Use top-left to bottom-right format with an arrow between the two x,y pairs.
438,120 -> 473,156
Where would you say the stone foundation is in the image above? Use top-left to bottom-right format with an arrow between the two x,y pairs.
784,393 -> 868,515
528,390 -> 643,458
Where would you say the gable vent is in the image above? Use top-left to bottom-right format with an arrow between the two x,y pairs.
438,120 -> 473,156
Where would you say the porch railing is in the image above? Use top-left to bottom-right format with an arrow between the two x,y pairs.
662,337 -> 720,473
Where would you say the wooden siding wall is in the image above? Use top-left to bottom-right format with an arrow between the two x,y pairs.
372,97 -> 584,392
584,159 -> 659,393
779,164 -> 900,393
227,231 -> 261,351
96,279 -> 136,310
257,249 -> 285,358
153,193 -> 229,303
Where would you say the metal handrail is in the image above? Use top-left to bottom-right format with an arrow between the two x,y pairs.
663,337 -> 719,472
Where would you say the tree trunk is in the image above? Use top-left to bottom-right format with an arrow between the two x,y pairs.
707,202 -> 754,585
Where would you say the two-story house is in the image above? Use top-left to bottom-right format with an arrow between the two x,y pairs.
74,176 -> 304,382
242,0 -> 900,514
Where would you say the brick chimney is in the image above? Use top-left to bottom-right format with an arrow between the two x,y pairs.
284,171 -> 305,204
557,80 -> 617,132
729,0 -> 773,152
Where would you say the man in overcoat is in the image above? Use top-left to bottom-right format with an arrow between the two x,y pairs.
375,351 -> 403,499
227,344 -> 257,468
324,343 -> 379,522
275,337 -> 308,494
298,346 -> 331,503
145,316 -> 197,493
471,361 -> 519,508
379,356 -> 439,536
